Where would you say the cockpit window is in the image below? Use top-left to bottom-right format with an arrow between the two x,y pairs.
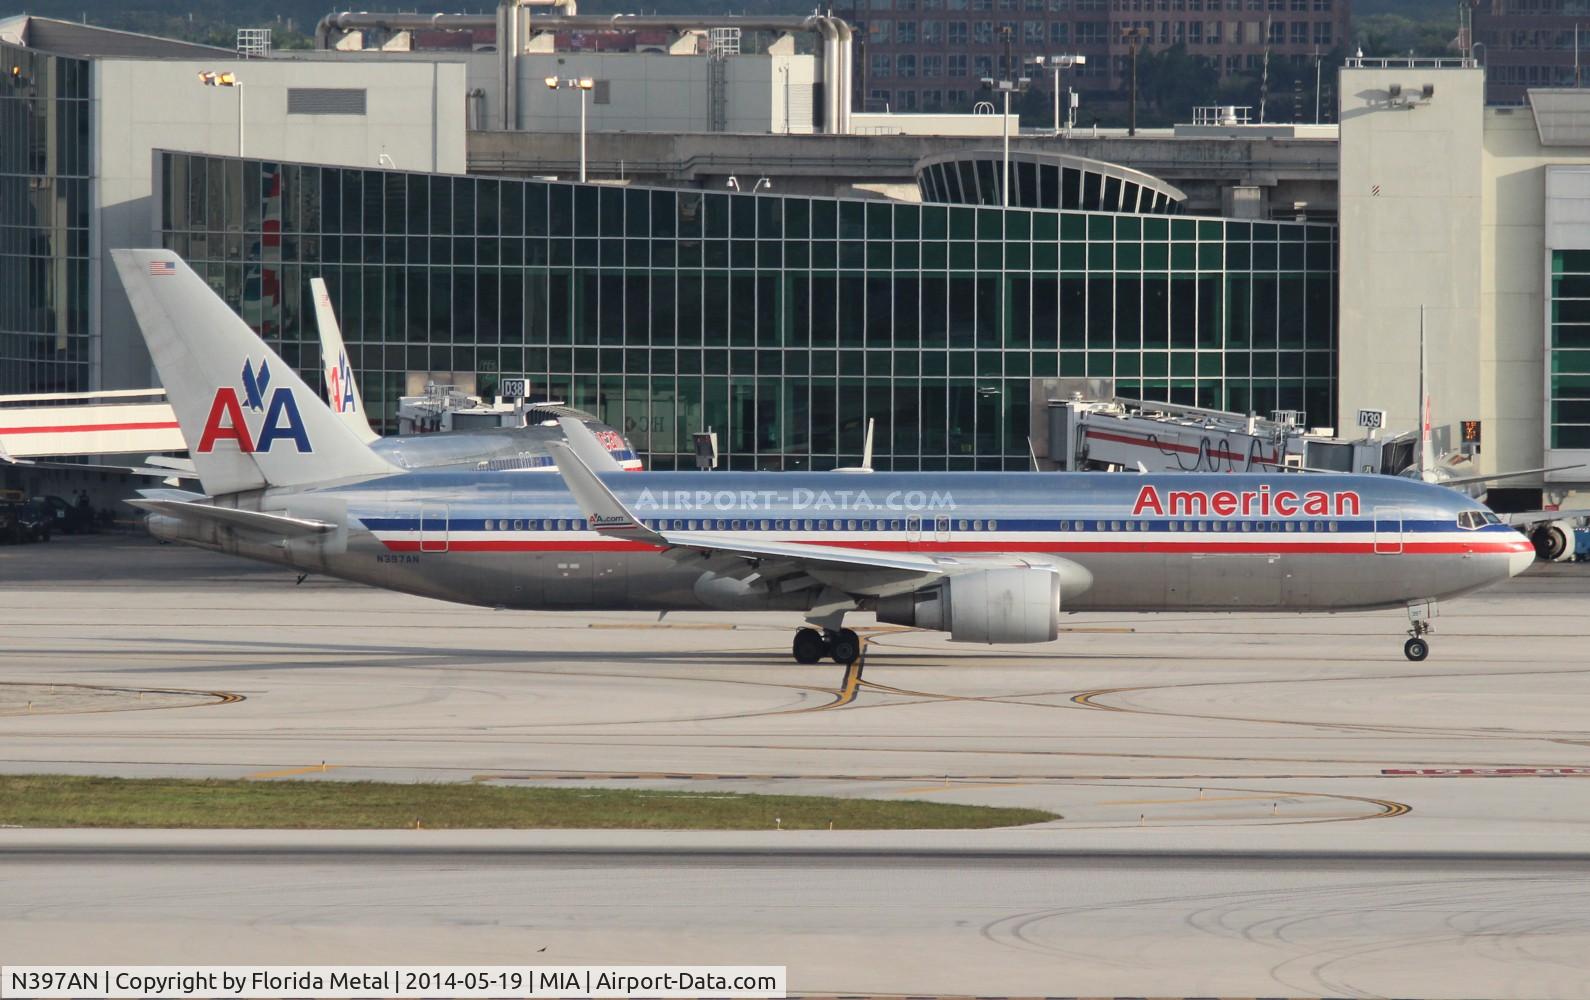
1457,511 -> 1495,530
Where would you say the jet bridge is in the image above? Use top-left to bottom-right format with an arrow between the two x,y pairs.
1031,387 -> 1419,476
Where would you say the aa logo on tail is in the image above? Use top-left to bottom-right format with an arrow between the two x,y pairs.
197,359 -> 313,454
326,350 -> 357,414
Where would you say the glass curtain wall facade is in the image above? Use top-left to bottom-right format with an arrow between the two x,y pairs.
160,151 -> 1336,471
0,41 -> 92,394
1550,249 -> 1590,449
917,153 -> 1184,215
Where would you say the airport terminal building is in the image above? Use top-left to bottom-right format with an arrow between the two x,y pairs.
4,15 -> 1336,475
158,150 -> 1335,471
13,15 -> 1590,490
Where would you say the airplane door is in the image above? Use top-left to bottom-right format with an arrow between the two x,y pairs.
906,515 -> 922,544
419,505 -> 449,553
934,515 -> 951,543
1374,507 -> 1403,555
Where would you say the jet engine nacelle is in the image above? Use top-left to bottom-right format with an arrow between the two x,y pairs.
876,568 -> 1061,644
1530,519 -> 1579,562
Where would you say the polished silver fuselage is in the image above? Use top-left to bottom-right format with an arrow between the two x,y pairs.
146,471 -> 1533,617
368,421 -> 643,473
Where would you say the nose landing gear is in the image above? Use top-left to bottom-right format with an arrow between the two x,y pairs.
792,627 -> 862,665
1404,600 -> 1435,661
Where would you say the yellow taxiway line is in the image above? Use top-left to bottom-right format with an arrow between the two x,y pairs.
245,764 -> 338,779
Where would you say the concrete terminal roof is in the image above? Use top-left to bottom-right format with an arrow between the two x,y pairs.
0,15 -> 234,58
1529,88 -> 1590,147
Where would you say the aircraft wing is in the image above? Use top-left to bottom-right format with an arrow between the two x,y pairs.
556,416 -> 623,473
660,530 -> 951,574
126,497 -> 337,537
1499,508 -> 1590,529
1441,464 -> 1586,488
547,441 -> 954,595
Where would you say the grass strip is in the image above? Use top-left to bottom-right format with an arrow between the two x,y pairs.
0,774 -> 1056,830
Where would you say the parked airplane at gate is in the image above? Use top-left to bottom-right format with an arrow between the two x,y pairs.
309,277 -> 643,474
115,250 -> 1535,666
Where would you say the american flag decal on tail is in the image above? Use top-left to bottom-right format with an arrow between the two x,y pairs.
148,261 -> 176,276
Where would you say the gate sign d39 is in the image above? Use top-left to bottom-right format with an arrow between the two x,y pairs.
1461,419 -> 1481,454
1356,408 -> 1387,430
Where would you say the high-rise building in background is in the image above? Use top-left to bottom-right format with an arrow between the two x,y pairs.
1473,0 -> 1588,106
853,0 -> 1351,117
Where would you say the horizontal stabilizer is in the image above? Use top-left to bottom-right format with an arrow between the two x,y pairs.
126,498 -> 336,537
136,488 -> 206,503
0,450 -> 199,480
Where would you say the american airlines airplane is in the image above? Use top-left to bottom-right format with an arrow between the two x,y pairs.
309,277 -> 643,474
114,250 -> 1535,667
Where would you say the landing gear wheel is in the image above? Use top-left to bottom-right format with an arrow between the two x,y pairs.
792,628 -> 825,665
1404,602 -> 1435,662
829,628 -> 861,666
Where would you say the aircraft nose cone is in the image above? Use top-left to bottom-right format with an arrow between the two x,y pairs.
1508,542 -> 1536,578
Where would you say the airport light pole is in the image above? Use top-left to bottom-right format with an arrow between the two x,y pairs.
545,76 -> 595,182
983,78 -> 1028,207
198,70 -> 243,157
1119,26 -> 1149,136
1037,54 -> 1085,137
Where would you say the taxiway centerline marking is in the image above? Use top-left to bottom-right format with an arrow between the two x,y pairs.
246,764 -> 339,779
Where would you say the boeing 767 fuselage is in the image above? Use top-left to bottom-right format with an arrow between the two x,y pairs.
114,249 -> 1533,667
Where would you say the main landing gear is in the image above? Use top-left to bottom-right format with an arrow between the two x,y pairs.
792,627 -> 861,666
1404,601 -> 1435,661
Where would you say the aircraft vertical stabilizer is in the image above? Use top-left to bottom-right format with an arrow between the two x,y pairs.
112,250 -> 398,495
310,277 -> 380,445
